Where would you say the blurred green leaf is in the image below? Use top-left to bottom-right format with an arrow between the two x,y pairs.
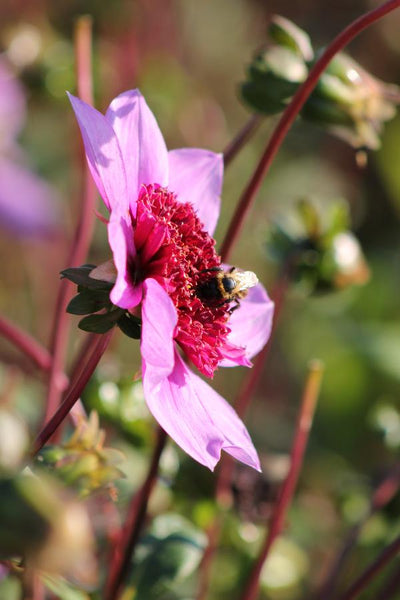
43,575 -> 90,600
130,514 -> 206,599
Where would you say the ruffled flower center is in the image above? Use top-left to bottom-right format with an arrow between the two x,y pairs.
133,184 -> 231,377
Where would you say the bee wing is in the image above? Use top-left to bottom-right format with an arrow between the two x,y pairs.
234,271 -> 259,292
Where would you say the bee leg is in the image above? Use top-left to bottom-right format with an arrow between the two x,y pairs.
228,266 -> 236,274
228,298 -> 241,314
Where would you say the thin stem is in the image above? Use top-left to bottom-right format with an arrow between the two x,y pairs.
105,427 -> 168,600
223,115 -> 262,167
239,361 -> 324,600
0,315 -> 54,374
32,331 -> 112,455
219,0 -> 400,262
336,534 -> 400,600
44,15 -> 96,422
316,465 -> 400,600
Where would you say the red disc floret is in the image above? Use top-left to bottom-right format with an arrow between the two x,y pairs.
133,184 -> 231,377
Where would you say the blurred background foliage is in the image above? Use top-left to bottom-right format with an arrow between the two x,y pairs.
1,0 -> 400,598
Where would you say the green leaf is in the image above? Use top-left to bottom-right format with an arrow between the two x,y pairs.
67,290 -> 111,315
78,310 -> 123,333
131,515 -> 206,599
117,313 -> 141,339
60,265 -> 112,291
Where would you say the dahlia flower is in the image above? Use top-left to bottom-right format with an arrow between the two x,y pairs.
69,89 -> 274,470
0,57 -> 58,236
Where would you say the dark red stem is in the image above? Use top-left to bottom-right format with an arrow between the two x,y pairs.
239,361 -> 324,600
219,0 -> 400,263
223,114 -> 262,167
105,427 -> 168,600
44,15 -> 96,421
336,534 -> 400,600
32,331 -> 112,455
0,315 -> 53,374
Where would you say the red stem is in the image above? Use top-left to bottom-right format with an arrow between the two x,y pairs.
44,16 -> 96,421
219,0 -> 400,263
336,534 -> 400,600
105,427 -> 168,600
0,315 -> 54,374
239,361 -> 324,600
223,115 -> 262,167
32,331 -> 112,455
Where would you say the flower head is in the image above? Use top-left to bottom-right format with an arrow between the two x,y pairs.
69,89 -> 274,471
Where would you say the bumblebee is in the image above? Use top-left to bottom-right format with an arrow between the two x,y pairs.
196,266 -> 258,312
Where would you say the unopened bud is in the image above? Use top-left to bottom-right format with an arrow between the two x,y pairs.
269,15 -> 314,61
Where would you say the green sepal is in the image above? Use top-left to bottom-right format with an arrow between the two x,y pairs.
117,313 -> 141,339
78,310 -> 123,333
60,265 -> 113,291
67,289 -> 111,315
269,15 -> 314,61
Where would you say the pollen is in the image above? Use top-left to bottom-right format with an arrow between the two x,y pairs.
133,184 -> 231,377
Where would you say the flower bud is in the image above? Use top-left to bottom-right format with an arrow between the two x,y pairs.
241,17 -> 310,115
302,53 -> 400,149
269,15 -> 314,61
37,411 -> 124,498
266,199 -> 369,293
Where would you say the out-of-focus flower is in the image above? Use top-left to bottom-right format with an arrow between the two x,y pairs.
68,89 -> 274,471
37,411 -> 124,498
0,472 -> 97,586
267,199 -> 370,293
242,16 -> 400,150
0,56 -> 59,237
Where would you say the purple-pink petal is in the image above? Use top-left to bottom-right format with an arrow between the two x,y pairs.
108,210 -> 142,309
105,90 -> 169,201
220,282 -> 274,368
0,57 -> 26,151
141,278 -> 177,386
142,350 -> 261,471
68,93 -> 129,213
0,157 -> 59,237
168,148 -> 223,236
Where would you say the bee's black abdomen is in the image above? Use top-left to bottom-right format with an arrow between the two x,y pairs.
197,278 -> 222,301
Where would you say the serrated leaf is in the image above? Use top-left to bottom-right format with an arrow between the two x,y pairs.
67,290 -> 111,315
117,314 -> 141,339
78,310 -> 123,333
60,265 -> 112,291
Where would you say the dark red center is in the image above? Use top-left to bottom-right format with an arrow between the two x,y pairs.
132,184 -> 231,377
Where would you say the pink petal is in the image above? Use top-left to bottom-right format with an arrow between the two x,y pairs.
108,209 -> 142,309
0,157 -> 59,237
0,57 -> 26,150
142,350 -> 260,471
168,149 -> 223,236
105,90 -> 168,206
220,282 -> 274,368
141,278 -> 177,386
68,93 -> 129,213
